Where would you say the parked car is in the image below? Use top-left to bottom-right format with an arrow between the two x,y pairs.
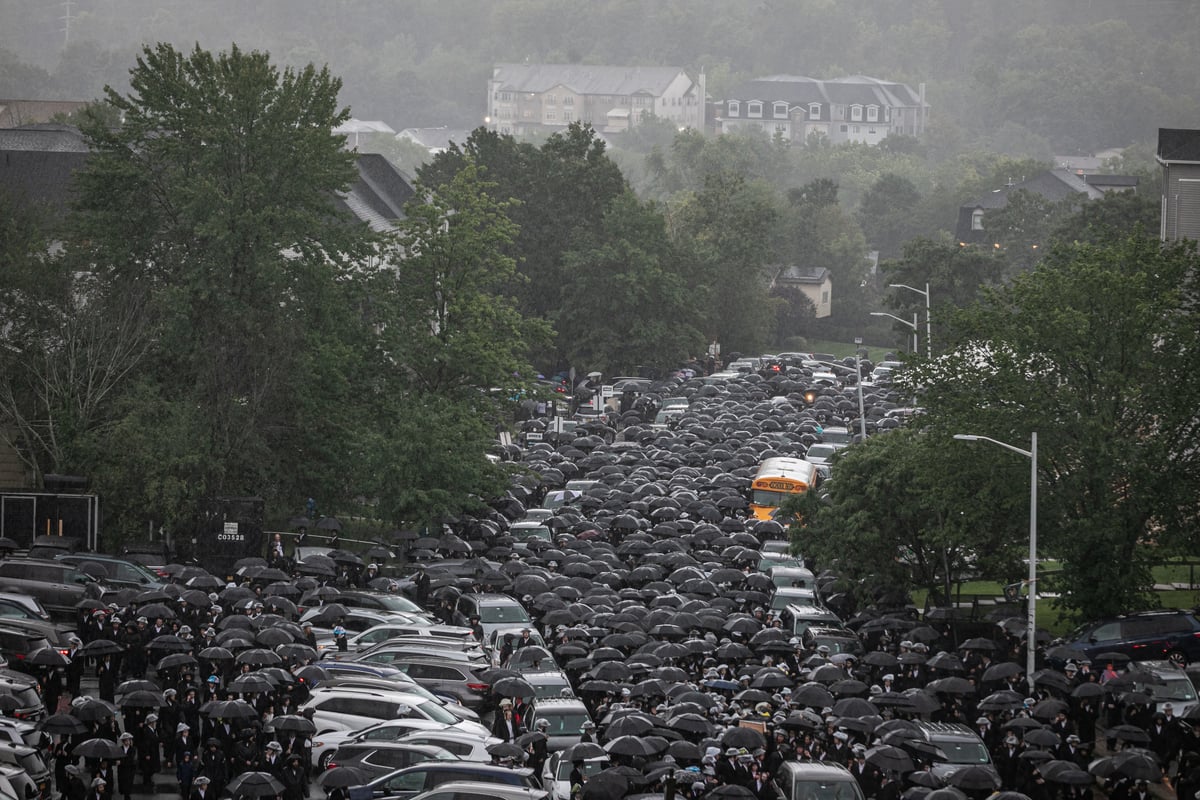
525,697 -> 591,752
348,625 -> 476,653
387,658 -> 491,711
0,743 -> 50,797
0,559 -> 101,622
1121,660 -> 1198,717
395,731 -> 499,763
310,720 -> 458,770
407,783 -> 548,800
0,673 -> 41,722
346,762 -> 537,800
542,752 -> 608,800
1053,609 -> 1200,667
453,595 -> 532,640
56,553 -> 164,590
774,760 -> 865,800
325,742 -> 457,780
910,722 -> 997,783
302,687 -> 488,738
0,628 -> 54,677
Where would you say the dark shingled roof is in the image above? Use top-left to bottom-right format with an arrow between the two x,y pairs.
333,153 -> 415,232
1157,128 -> 1200,163
0,126 -> 90,223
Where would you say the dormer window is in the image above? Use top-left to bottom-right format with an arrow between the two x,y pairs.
971,209 -> 985,231
867,105 -> 878,122
728,100 -> 740,116
747,101 -> 763,118
808,103 -> 821,120
773,101 -> 789,119
850,105 -> 863,121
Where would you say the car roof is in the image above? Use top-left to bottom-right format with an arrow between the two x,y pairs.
308,686 -> 427,701
413,782 -> 548,800
779,760 -> 857,777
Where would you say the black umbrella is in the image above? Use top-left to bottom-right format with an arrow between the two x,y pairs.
720,726 -> 765,749
79,639 -> 123,656
493,677 -> 537,698
72,698 -> 118,721
316,766 -> 369,789
38,713 -> 88,735
271,715 -> 317,735
945,766 -> 1000,791
866,745 -> 915,773
202,699 -> 257,719
74,737 -> 126,759
605,735 -> 665,757
25,648 -> 71,667
226,771 -> 285,798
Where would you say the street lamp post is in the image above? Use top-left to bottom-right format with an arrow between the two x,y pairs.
853,337 -> 867,440
953,432 -> 1038,691
889,282 -> 931,357
869,311 -> 919,355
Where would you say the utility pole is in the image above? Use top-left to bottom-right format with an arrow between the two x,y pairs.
61,0 -> 74,48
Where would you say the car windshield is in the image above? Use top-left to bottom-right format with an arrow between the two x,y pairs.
1143,678 -> 1197,702
369,596 -> 424,614
555,759 -> 608,780
417,701 -> 456,725
794,778 -> 863,800
936,740 -> 991,764
479,605 -> 530,624
751,489 -> 790,508
538,713 -> 589,734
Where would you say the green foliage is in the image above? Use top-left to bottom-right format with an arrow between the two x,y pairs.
61,42 -> 379,536
557,191 -> 703,374
791,428 -> 1026,606
857,173 -> 924,258
382,161 -> 551,401
671,172 -> 779,354
911,234 -> 1200,620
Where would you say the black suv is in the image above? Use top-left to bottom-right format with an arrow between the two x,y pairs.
1055,609 -> 1200,667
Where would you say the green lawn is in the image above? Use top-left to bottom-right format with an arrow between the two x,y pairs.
803,339 -> 894,363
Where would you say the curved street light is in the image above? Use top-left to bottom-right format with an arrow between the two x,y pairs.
869,311 -> 919,355
953,432 -> 1038,691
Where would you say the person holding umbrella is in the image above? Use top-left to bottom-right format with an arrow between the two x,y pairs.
115,733 -> 137,800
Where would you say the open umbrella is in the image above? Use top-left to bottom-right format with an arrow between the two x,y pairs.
605,735 -> 665,757
226,771 -> 285,798
38,714 -> 88,735
945,766 -> 1000,791
866,745 -> 915,773
316,766 -> 369,789
73,738 -> 126,759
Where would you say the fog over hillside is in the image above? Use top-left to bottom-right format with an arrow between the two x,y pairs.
2,0 -> 1199,157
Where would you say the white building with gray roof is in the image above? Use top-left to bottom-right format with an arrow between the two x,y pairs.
487,63 -> 705,136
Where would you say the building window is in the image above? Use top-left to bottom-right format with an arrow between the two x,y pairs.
852,125 -> 860,134
867,106 -> 878,122
774,123 -> 788,134
971,209 -> 984,231
821,290 -> 829,305
773,101 -> 789,118
808,103 -> 820,120
545,111 -> 556,120
868,128 -> 876,135
563,110 -> 572,122
563,96 -> 574,106
851,105 -> 863,121
545,94 -> 556,105
840,124 -> 848,132
728,100 -> 740,116
748,101 -> 763,118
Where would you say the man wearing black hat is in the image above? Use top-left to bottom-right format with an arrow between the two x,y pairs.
280,754 -> 306,800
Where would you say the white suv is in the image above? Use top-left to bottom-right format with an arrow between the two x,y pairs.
302,687 -> 489,738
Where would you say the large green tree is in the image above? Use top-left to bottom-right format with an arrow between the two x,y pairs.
68,43 -> 379,533
557,191 -> 703,374
792,427 -> 1027,607
911,234 -> 1200,619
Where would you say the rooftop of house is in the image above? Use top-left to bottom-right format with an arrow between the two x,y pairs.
775,265 -> 831,285
725,74 -> 923,108
1157,128 -> 1200,163
491,63 -> 690,97
0,99 -> 91,129
397,127 -> 472,152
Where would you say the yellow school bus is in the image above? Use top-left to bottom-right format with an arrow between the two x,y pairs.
749,457 -> 818,521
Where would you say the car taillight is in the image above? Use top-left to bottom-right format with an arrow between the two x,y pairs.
467,683 -> 489,692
